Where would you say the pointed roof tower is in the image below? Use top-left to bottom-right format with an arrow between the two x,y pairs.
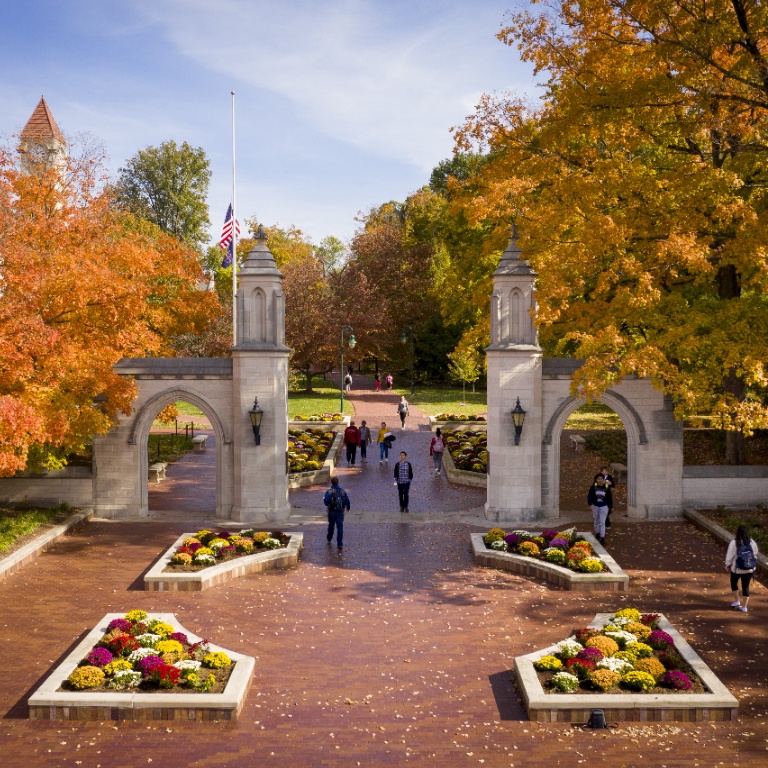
21,97 -> 66,145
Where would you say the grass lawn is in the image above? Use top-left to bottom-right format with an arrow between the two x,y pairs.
396,385 -> 487,417
0,504 -> 69,554
147,434 -> 194,466
563,403 -> 624,430
289,379 -> 352,417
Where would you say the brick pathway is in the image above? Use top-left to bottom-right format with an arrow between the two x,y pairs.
0,518 -> 765,766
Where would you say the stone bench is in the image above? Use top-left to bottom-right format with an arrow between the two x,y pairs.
569,434 -> 586,451
192,434 -> 208,451
610,462 -> 627,482
148,462 -> 167,483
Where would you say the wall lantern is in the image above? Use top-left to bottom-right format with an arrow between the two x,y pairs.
249,397 -> 264,445
511,397 -> 526,446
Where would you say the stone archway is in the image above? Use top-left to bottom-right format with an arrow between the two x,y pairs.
541,391 -> 646,516
129,387 -> 233,518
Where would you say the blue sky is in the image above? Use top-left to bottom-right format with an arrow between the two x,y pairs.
2,1 -> 535,245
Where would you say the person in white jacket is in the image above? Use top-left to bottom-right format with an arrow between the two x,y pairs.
725,525 -> 759,613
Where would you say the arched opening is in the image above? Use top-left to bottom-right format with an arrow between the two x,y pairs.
129,387 -> 231,519
557,402 -> 627,516
146,400 -> 217,518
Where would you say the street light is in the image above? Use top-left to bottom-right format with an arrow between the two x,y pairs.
511,397 -> 526,446
340,325 -> 356,413
249,397 -> 264,445
400,325 -> 414,396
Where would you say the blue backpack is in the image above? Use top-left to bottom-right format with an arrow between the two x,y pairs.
736,541 -> 757,571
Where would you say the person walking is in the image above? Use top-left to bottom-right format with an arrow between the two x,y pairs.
725,524 -> 758,612
323,476 -> 350,549
344,372 -> 353,393
595,466 -> 616,528
587,474 -> 612,546
430,428 -> 445,476
397,395 -> 409,430
385,373 -> 393,391
358,420 -> 371,463
377,422 -> 394,464
343,420 -> 361,465
394,451 -> 414,512
374,373 -> 381,392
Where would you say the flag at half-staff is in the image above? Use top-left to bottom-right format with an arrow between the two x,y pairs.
219,203 -> 240,267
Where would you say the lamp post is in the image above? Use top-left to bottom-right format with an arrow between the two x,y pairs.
340,325 -> 356,413
511,397 -> 526,446
400,325 -> 414,396
249,397 -> 264,445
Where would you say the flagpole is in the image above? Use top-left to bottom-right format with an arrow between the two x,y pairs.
231,90 -> 238,347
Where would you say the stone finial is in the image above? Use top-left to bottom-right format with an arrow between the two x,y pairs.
494,223 -> 536,277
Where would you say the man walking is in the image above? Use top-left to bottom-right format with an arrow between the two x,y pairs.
323,477 -> 350,549
394,451 -> 414,513
595,466 -> 616,528
343,420 -> 361,465
358,420 -> 371,463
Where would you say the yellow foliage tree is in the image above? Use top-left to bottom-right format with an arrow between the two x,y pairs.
455,0 -> 768,463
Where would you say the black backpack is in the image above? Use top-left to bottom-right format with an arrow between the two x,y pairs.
328,486 -> 345,512
736,541 -> 757,571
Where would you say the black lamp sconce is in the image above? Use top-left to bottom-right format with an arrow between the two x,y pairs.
511,397 -> 526,446
249,397 -> 264,445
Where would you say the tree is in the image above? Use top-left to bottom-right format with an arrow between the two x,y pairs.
114,140 -> 211,250
455,0 -> 768,463
447,346 -> 482,404
0,144 -> 217,475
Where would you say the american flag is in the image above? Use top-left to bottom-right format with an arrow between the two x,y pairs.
219,203 -> 240,268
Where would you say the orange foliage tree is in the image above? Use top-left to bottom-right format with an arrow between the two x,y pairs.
0,146 -> 218,475
455,0 -> 768,463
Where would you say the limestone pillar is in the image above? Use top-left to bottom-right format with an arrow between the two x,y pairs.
231,226 -> 291,522
485,228 -> 545,522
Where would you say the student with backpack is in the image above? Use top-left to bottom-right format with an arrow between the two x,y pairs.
393,451 -> 414,512
430,428 -> 445,476
323,477 -> 350,549
587,474 -> 612,546
725,524 -> 758,612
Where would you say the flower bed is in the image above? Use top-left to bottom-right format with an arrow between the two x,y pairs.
145,531 -> 303,591
443,428 -> 487,473
483,526 -> 607,573
163,528 -> 291,571
515,610 -> 738,722
470,530 -> 628,591
288,428 -> 336,473
433,413 -> 486,422
28,612 -> 254,721
291,412 -> 344,422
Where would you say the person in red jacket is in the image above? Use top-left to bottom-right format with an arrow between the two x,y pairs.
343,421 -> 361,465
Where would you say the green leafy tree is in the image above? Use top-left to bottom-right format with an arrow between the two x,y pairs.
447,346 -> 482,404
114,140 -> 211,250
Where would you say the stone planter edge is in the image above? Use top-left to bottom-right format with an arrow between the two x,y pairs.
288,432 -> 344,489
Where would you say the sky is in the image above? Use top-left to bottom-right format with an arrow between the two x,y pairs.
1,0 -> 536,245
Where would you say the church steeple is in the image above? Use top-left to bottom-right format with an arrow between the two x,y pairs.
19,96 -> 67,175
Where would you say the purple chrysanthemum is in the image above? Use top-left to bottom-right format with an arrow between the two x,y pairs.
549,537 -> 570,549
86,647 -> 114,668
648,630 -> 675,649
576,647 -> 604,663
217,531 -> 231,539
137,655 -> 164,676
188,542 -> 202,553
168,632 -> 188,645
504,533 -> 521,546
541,529 -> 559,541
106,618 -> 132,633
661,670 -> 692,690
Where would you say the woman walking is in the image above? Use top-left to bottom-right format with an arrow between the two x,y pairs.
430,428 -> 445,476
377,421 -> 393,464
397,395 -> 409,430
358,420 -> 372,463
725,524 -> 758,612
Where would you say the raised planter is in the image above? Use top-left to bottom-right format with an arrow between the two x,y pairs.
28,613 -> 255,721
470,532 -> 628,591
514,612 -> 738,723
288,417 -> 349,431
443,448 -> 487,488
0,509 -> 92,582
144,532 -> 303,591
288,432 -> 343,489
428,416 -> 486,429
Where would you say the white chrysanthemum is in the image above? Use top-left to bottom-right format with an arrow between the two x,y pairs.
490,540 -> 508,551
551,671 -> 580,692
209,540 -> 227,550
610,616 -> 633,627
194,554 -> 216,566
605,630 -> 638,646
598,656 -> 633,674
555,638 -> 583,659
511,530 -> 530,537
261,537 -> 281,549
108,670 -> 142,690
135,633 -> 162,647
174,659 -> 202,671
128,647 -> 160,662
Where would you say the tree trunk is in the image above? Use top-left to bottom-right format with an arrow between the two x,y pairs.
304,369 -> 314,393
462,380 -> 466,404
